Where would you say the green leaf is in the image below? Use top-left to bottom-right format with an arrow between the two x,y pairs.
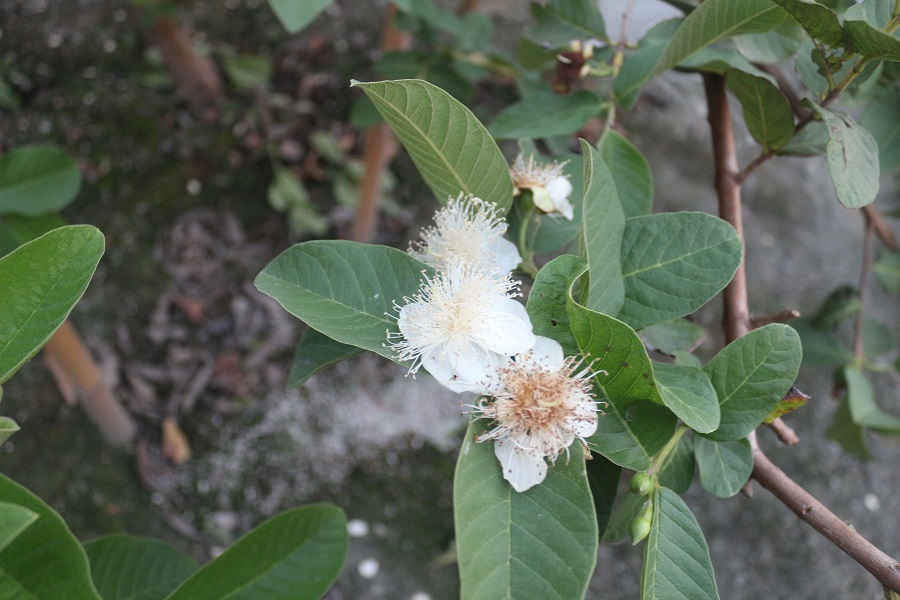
811,284 -> 860,327
267,0 -> 332,33
641,487 -> 719,600
792,318 -> 851,368
526,254 -> 587,355
769,0 -> 845,47
725,69 -> 795,152
84,535 -> 198,600
654,0 -> 788,77
568,303 -> 675,470
597,129 -> 653,218
221,54 -> 272,90
528,152 -> 585,254
454,420 -> 597,600
0,502 -> 38,554
581,140 -> 625,316
827,397 -> 873,459
734,19 -> 805,63
352,79 -> 514,213
844,365 -> 900,432
0,144 -> 82,216
862,318 -> 894,359
779,120 -> 830,156
255,240 -> 432,363
0,416 -> 19,446
0,77 -> 20,111
872,250 -> 900,293
810,103 -> 880,209
861,88 -> 900,174
586,453 -> 621,540
267,168 -> 328,236
601,491 -> 645,543
167,504 -> 348,600
0,225 -> 105,384
702,324 -> 802,442
640,319 -> 705,355
615,19 -> 681,110
673,351 -> 703,368
693,436 -> 752,498
658,435 -> 695,494
529,0 -> 607,46
654,364 -> 720,434
489,90 -> 602,140
287,329 -> 363,389
0,213 -> 69,258
0,474 -> 101,599
618,212 -> 743,330
844,20 -> 900,60
678,41 -> 772,77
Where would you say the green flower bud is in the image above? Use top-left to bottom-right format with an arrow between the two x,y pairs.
630,500 -> 654,545
630,472 -> 653,496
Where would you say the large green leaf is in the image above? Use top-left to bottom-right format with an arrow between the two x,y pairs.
810,103 -> 880,209
254,240 -> 432,363
597,129 -> 653,218
725,69 -> 795,152
0,225 -> 105,384
167,504 -> 347,600
0,502 -> 38,554
84,535 -> 198,600
654,364 -> 720,434
352,80 -> 514,213
827,397 -> 873,460
489,90 -> 602,140
702,324 -> 802,442
586,453 -> 621,540
861,88 -> 900,174
0,474 -> 100,599
0,144 -> 82,217
529,0 -> 607,46
618,212 -> 742,330
844,19 -> 900,60
769,0 -> 845,47
640,319 -> 705,355
267,0 -> 332,33
693,436 -> 752,498
581,140 -> 625,316
0,213 -> 69,258
526,254 -> 587,355
654,0 -> 787,76
641,487 -> 719,600
734,19 -> 805,63
286,328 -> 363,389
843,365 -> 900,432
455,420 -> 597,600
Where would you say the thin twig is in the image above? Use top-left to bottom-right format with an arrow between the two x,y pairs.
751,439 -> 900,591
853,219 -> 875,363
767,418 -> 800,446
751,309 -> 801,328
863,204 -> 899,251
757,64 -> 811,121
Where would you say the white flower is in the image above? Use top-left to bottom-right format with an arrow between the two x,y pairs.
510,154 -> 575,220
408,194 -> 521,274
388,261 -> 536,394
472,336 -> 601,492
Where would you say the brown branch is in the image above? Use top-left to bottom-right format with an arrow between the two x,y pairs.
751,444 -> 900,591
757,64 -> 811,121
750,308 -> 801,328
863,204 -> 899,251
853,219 -> 875,363
704,73 -> 750,343
767,418 -> 799,446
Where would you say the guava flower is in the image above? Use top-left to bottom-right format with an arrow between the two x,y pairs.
408,194 -> 521,274
510,154 -> 574,220
388,261 -> 535,394
472,336 -> 601,492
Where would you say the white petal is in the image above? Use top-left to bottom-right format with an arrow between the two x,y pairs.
488,237 -> 522,274
526,336 -> 565,370
452,346 -> 505,395
531,186 -> 555,213
475,298 -> 535,356
569,400 -> 599,437
546,176 -> 573,204
494,435 -> 548,492
422,346 -> 477,394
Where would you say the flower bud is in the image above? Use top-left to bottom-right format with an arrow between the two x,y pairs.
630,500 -> 654,545
630,472 -> 653,496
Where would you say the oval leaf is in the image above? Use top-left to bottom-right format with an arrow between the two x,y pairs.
640,319 -> 705,355
725,69 -> 795,152
581,140 -> 625,316
352,79 -> 514,213
702,324 -> 802,442
654,363 -> 720,434
287,328 -> 363,389
619,212 -> 742,330
455,420 -> 597,600
489,90 -> 601,140
597,129 -> 653,218
811,103 -> 880,209
0,502 -> 38,554
0,225 -> 105,384
84,534 -> 198,600
844,19 -> 900,60
0,416 -> 20,446
693,436 -> 752,498
0,144 -> 82,216
529,0 -> 606,46
254,240 -> 432,363
769,0 -> 844,47
167,504 -> 347,600
526,254 -> 587,355
0,474 -> 100,599
642,487 -> 719,600
844,365 -> 900,432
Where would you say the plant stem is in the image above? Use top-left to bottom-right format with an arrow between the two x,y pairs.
704,71 -> 900,593
852,219 -> 875,365
652,424 -> 689,475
